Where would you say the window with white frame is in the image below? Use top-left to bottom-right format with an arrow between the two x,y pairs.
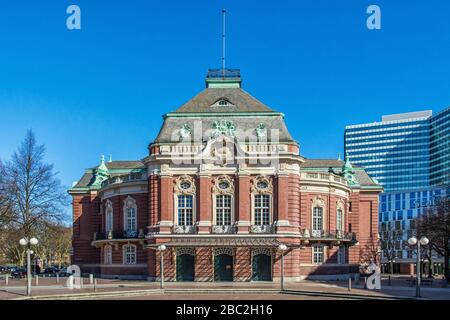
313,246 -> 324,264
337,246 -> 346,264
254,194 -> 270,225
104,245 -> 112,265
178,195 -> 193,226
312,207 -> 323,232
336,208 -> 343,231
126,207 -> 137,232
123,245 -> 136,265
216,195 -> 232,225
105,202 -> 113,233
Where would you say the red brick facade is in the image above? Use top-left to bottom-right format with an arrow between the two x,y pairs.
69,73 -> 382,281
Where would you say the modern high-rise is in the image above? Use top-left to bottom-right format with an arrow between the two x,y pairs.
345,107 -> 449,274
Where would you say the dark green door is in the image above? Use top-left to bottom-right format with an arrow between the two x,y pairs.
176,254 -> 195,282
214,254 -> 233,281
252,254 -> 272,281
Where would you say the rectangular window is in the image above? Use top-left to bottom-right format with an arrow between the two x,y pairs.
312,207 -> 323,232
407,210 -> 413,220
313,246 -> 324,264
216,195 -> 232,225
124,245 -> 136,265
336,209 -> 343,231
178,195 -> 193,226
254,194 -> 270,225
126,207 -> 137,232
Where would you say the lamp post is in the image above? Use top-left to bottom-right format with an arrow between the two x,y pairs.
19,237 -> 39,297
278,244 -> 288,291
157,245 -> 167,289
407,236 -> 429,298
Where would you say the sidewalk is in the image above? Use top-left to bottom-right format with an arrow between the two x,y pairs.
1,277 -> 450,300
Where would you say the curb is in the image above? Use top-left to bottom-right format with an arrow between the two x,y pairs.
14,287 -> 418,300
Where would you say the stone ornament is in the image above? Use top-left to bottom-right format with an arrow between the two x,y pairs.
213,175 -> 234,195
211,120 -> 236,138
176,248 -> 195,256
174,175 -> 196,195
251,175 -> 273,194
214,247 -> 234,257
255,123 -> 267,138
212,225 -> 236,234
179,123 -> 192,140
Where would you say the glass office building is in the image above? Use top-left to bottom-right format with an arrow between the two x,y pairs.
345,111 -> 432,192
345,107 -> 449,273
430,107 -> 450,187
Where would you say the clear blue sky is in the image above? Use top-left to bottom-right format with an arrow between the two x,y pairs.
1,0 -> 450,203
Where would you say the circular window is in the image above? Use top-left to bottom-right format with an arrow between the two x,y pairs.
180,181 -> 191,190
257,181 -> 268,189
218,181 -> 230,190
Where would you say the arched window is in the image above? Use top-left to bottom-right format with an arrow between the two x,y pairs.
123,245 -> 136,265
104,245 -> 112,265
123,197 -> 137,234
312,207 -> 323,232
105,200 -> 113,233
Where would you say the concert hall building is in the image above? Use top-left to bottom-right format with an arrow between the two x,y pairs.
69,69 -> 382,282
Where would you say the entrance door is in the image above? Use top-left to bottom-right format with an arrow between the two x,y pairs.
214,254 -> 233,281
252,254 -> 272,281
176,254 -> 195,282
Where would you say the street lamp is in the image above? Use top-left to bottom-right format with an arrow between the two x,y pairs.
278,244 -> 288,291
19,237 -> 39,297
157,245 -> 167,289
407,236 -> 429,298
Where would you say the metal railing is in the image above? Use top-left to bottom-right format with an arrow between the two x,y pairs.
93,229 -> 145,241
302,229 -> 356,242
207,68 -> 241,79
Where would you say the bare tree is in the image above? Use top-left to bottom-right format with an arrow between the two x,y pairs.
0,130 -> 69,239
417,195 -> 450,283
380,229 -> 402,274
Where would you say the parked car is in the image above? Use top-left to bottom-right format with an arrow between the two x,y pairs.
58,267 -> 71,277
0,266 -> 7,273
43,267 -> 60,276
11,268 -> 27,278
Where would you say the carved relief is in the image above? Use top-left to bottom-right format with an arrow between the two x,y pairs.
213,175 -> 234,195
174,175 -> 196,195
251,176 -> 273,194
311,195 -> 326,208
